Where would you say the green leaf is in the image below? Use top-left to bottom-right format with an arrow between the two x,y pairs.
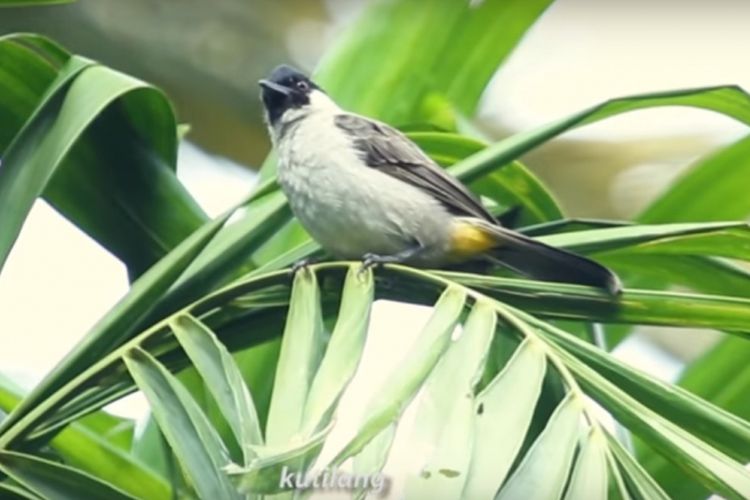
14,259 -> 750,457
432,0 -> 553,116
265,268 -> 325,446
520,218 -> 631,237
540,222 -> 750,261
0,36 -> 207,279
0,482 -> 38,500
423,267 -> 750,333
600,254 -> 750,297
0,205 -> 234,447
500,301 -> 750,498
315,0 -> 551,122
531,315 -> 750,462
0,376 -> 170,500
640,134 -> 750,223
330,285 -> 467,465
150,188 -> 290,319
605,433 -> 669,500
74,411 -> 134,452
641,337 -> 750,498
170,314 -> 263,464
42,69 -> 207,279
124,348 -> 240,500
352,426 -> 396,497
450,86 -> 750,186
406,399 -> 474,499
679,337 -> 750,421
496,394 -> 582,500
354,292 -> 496,498
633,132 -> 750,494
302,266 -> 374,435
609,136 -> 750,348
462,338 -> 547,499
0,53 -> 92,272
129,410 -> 169,478
542,338 -> 750,498
563,429 -> 608,500
404,299 -> 496,499
233,339 -> 283,436
606,456 -> 633,500
0,35 -> 67,149
506,303 -> 750,498
50,424 -> 172,500
0,451 -> 136,500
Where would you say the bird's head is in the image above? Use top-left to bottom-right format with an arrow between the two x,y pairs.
259,65 -> 333,137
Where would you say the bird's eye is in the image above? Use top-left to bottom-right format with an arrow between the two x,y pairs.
296,80 -> 309,91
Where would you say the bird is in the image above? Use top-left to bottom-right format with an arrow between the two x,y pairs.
259,65 -> 621,294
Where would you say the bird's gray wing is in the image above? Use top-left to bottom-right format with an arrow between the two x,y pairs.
335,113 -> 496,223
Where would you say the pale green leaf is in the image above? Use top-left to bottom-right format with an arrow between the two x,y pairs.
331,286 -> 466,465
170,314 -> 263,464
405,299 -> 496,498
496,394 -> 582,500
605,433 -> 670,500
461,338 -> 547,499
265,269 -> 325,446
124,348 -> 240,500
0,451 -> 135,500
302,266 -> 374,435
546,343 -> 750,498
563,429 -> 608,500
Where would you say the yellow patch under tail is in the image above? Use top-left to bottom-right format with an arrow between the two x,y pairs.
449,222 -> 499,258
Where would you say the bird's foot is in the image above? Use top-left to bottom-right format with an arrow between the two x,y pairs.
292,256 -> 318,274
358,252 -> 392,277
357,244 -> 424,277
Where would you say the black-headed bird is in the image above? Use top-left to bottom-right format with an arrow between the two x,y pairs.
259,65 -> 620,294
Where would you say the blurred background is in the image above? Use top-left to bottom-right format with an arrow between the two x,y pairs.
1,0 -> 748,419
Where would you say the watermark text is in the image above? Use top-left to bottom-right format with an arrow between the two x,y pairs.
279,466 -> 389,494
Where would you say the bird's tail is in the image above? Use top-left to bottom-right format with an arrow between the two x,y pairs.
466,220 -> 621,294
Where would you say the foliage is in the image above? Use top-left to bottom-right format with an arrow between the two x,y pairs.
1,0 -> 750,498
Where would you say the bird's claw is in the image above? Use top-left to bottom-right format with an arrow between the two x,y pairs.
291,257 -> 316,274
358,253 -> 384,277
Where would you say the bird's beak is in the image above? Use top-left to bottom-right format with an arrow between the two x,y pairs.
259,79 -> 293,97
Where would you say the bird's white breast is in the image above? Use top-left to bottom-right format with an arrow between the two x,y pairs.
275,109 -> 454,263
